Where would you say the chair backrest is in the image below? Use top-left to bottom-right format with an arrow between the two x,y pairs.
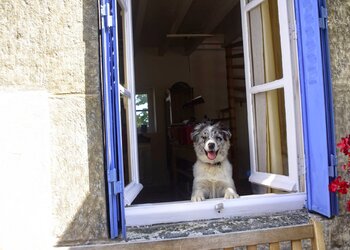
223,219 -> 326,250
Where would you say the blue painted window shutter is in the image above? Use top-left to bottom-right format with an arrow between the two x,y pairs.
100,0 -> 127,239
295,0 -> 338,217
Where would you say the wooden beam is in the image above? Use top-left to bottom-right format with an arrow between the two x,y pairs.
184,0 -> 239,55
159,0 -> 193,55
134,0 -> 148,44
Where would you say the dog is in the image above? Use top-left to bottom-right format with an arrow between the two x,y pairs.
190,122 -> 239,202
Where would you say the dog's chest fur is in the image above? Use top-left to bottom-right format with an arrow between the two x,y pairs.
193,160 -> 232,183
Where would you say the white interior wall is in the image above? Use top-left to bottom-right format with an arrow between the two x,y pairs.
134,48 -> 191,186
189,50 -> 229,121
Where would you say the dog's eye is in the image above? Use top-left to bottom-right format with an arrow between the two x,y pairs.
201,136 -> 207,140
216,136 -> 222,141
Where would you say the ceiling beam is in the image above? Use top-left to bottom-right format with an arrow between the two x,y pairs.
158,0 -> 194,56
184,0 -> 239,55
134,0 -> 148,45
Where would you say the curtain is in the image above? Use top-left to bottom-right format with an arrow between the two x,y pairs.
261,0 -> 284,176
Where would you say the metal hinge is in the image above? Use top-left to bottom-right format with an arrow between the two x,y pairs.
108,168 -> 122,195
100,3 -> 113,28
328,154 -> 337,177
319,6 -> 328,30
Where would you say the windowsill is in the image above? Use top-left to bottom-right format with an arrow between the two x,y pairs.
125,192 -> 306,226
126,209 -> 310,242
60,209 -> 311,249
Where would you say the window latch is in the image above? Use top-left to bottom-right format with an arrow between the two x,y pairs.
215,203 -> 224,213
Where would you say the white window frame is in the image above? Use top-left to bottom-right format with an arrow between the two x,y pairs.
117,0 -> 142,205
241,0 -> 300,192
120,0 -> 306,226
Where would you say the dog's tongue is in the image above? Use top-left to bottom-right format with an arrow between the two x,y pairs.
207,151 -> 217,160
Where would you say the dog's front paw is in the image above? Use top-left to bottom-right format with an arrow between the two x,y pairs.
224,188 -> 239,199
191,194 -> 205,202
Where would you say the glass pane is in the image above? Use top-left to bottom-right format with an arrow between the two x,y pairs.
117,2 -> 127,87
248,0 -> 283,86
254,89 -> 288,176
121,95 -> 132,185
136,111 -> 149,128
135,94 -> 149,110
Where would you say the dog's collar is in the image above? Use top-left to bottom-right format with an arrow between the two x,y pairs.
200,160 -> 222,166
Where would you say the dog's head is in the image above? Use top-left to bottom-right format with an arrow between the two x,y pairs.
191,122 -> 231,164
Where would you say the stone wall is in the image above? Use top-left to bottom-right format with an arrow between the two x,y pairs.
0,0 -> 108,248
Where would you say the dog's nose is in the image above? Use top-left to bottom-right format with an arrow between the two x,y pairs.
208,142 -> 215,150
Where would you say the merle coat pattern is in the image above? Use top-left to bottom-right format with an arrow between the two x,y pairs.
191,122 -> 239,201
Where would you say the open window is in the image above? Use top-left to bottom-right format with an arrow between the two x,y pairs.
242,0 -> 301,192
99,0 -> 337,239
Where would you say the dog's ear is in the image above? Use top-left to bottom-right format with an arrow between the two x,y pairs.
222,128 -> 232,141
218,124 -> 232,141
191,123 -> 206,142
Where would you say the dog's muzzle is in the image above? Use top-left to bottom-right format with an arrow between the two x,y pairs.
205,150 -> 218,160
205,142 -> 218,160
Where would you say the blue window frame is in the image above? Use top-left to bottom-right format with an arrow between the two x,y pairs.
295,0 -> 338,217
100,0 -> 126,239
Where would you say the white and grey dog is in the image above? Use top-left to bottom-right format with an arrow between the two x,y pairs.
190,122 -> 239,202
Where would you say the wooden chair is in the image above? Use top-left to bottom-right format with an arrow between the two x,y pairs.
222,219 -> 326,250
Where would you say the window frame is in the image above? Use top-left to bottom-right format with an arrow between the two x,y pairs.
242,0 -> 302,192
122,0 -> 307,226
101,0 -> 336,234
116,0 -> 143,205
126,193 -> 306,226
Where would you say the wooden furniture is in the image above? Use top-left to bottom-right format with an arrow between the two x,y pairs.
170,144 -> 196,184
165,82 -> 194,125
165,82 -> 195,190
87,220 -> 326,250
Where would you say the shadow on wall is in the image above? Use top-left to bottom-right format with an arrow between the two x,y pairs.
57,0 -> 109,246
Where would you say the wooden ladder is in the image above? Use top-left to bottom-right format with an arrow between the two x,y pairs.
225,39 -> 246,183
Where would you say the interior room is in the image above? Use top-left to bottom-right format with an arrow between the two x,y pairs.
128,0 -> 253,204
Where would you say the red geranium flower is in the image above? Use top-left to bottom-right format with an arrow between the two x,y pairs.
329,176 -> 349,194
329,176 -> 342,193
329,181 -> 339,192
332,135 -> 350,213
338,180 -> 350,194
337,135 -> 350,156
